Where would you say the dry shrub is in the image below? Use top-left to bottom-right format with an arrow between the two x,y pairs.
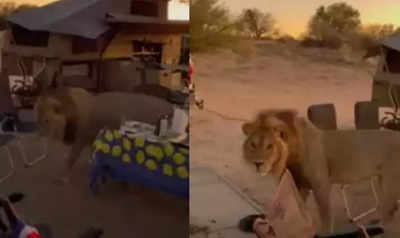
230,39 -> 254,57
302,22 -> 343,49
300,36 -> 342,49
276,35 -> 297,46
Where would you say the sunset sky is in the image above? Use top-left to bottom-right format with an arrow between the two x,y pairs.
9,0 -> 190,20
222,0 -> 400,37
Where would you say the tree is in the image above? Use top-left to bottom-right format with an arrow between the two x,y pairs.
0,2 -> 37,30
308,2 -> 361,41
190,0 -> 237,51
237,8 -> 275,39
362,24 -> 398,41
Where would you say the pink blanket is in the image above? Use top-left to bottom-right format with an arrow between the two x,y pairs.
253,170 -> 316,238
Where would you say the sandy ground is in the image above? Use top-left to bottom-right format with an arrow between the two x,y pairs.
0,137 -> 188,238
190,41 -> 398,232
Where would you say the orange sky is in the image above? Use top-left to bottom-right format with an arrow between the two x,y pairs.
222,0 -> 400,37
9,0 -> 189,20
10,0 -> 399,37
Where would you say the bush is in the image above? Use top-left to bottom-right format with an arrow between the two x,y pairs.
304,2 -> 361,50
236,8 -> 275,39
276,35 -> 296,44
300,36 -> 342,49
190,0 -> 240,52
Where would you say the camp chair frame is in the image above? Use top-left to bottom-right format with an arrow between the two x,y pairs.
13,132 -> 48,168
1,117 -> 48,167
0,67 -> 48,184
334,177 -> 382,238
0,136 -> 16,184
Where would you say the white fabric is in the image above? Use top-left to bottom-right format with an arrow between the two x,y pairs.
118,108 -> 188,143
119,121 -> 155,139
170,107 -> 189,135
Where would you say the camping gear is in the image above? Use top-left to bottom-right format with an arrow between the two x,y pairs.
249,169 -> 384,238
89,128 -> 189,199
305,104 -> 385,237
0,71 -> 47,184
169,107 -> 189,137
252,170 -> 316,238
350,34 -> 400,130
0,134 -> 16,184
118,109 -> 188,144
308,34 -> 400,131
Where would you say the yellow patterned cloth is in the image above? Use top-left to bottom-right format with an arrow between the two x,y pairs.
89,129 -> 189,198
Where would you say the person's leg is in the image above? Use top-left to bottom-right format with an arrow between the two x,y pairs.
0,215 -> 8,233
1,199 -> 19,230
0,193 -> 26,233
0,196 -> 26,238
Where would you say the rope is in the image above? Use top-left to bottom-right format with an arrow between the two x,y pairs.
202,108 -> 248,122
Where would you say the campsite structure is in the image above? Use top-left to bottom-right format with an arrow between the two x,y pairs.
1,0 -> 189,101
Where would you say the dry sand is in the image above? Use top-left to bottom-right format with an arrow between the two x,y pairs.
190,41 -> 396,231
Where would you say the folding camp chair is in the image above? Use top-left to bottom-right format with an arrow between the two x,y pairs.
0,70 -> 17,183
0,134 -> 16,184
9,109 -> 48,168
0,70 -> 47,184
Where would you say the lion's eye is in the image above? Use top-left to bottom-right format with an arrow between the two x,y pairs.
54,107 -> 61,114
250,141 -> 257,150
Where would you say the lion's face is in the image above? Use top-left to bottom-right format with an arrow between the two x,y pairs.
34,97 -> 67,141
242,128 -> 281,176
241,109 -> 297,176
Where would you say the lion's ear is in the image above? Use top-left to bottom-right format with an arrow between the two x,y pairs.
242,122 -> 256,136
272,126 -> 289,142
275,110 -> 298,128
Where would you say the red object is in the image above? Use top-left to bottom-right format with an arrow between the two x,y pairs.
27,232 -> 41,238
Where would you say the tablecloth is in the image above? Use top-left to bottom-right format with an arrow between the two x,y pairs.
89,129 -> 189,199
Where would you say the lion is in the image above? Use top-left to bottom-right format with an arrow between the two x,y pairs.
242,109 -> 400,236
34,72 -> 174,184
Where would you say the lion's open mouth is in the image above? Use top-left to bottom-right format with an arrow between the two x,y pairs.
254,161 -> 270,176
254,162 -> 264,171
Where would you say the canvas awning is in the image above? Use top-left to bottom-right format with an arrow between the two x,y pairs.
382,34 -> 400,52
105,12 -> 189,34
7,0 -> 110,39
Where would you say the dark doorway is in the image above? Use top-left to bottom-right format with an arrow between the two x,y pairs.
130,1 -> 159,17
385,49 -> 400,73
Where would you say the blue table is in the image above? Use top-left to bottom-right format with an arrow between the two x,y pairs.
89,129 -> 189,200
